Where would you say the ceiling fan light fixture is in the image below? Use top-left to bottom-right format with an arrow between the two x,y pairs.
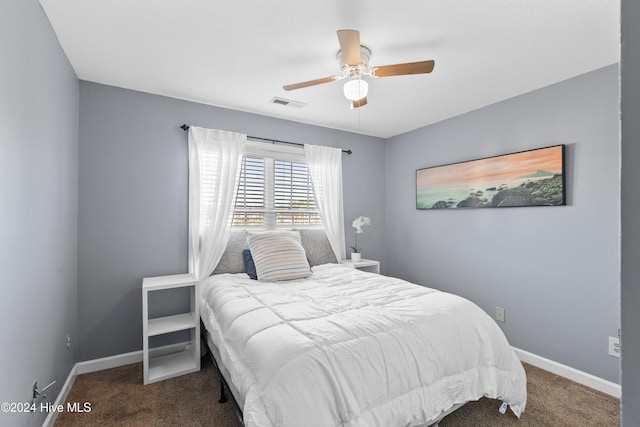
343,78 -> 368,101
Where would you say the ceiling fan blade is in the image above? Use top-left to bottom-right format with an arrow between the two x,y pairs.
337,29 -> 361,66
283,76 -> 339,91
352,97 -> 367,109
370,60 -> 435,77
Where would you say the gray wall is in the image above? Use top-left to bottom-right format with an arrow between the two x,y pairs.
621,0 -> 640,424
0,1 -> 79,426
384,65 -> 620,383
77,81 -> 386,361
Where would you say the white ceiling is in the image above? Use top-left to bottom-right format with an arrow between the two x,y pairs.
39,0 -> 620,139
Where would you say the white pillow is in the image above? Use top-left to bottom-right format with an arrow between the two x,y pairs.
246,230 -> 311,282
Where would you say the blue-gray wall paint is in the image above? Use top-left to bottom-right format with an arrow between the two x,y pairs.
77,81 -> 386,361
0,1 -> 79,426
384,65 -> 620,383
621,0 -> 640,424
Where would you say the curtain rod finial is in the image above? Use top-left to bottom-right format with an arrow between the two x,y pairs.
180,124 -> 189,131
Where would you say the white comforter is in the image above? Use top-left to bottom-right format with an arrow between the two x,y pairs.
200,264 -> 526,427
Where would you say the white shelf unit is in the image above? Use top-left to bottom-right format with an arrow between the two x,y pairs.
341,258 -> 380,274
142,273 -> 200,385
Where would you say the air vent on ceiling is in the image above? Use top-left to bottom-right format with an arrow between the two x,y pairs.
270,97 -> 307,109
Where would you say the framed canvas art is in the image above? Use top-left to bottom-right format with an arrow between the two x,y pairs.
416,145 -> 566,209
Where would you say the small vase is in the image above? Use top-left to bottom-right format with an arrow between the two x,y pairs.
351,252 -> 362,262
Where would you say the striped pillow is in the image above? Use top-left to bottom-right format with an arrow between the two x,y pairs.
246,230 -> 311,282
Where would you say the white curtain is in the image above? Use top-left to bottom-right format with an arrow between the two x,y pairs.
304,144 -> 346,261
188,127 -> 246,280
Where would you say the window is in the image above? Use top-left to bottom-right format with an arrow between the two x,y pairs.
233,156 -> 265,226
232,148 -> 321,228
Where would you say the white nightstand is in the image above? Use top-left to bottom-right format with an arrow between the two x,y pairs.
142,273 -> 200,385
340,258 -> 380,274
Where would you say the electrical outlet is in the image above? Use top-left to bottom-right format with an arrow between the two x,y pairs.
609,336 -> 621,357
495,307 -> 505,323
66,334 -> 71,351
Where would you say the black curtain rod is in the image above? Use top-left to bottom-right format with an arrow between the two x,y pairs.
180,124 -> 352,155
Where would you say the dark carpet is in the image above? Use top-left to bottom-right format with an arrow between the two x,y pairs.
55,357 -> 618,426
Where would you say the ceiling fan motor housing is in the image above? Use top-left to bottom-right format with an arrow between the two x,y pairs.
338,45 -> 371,80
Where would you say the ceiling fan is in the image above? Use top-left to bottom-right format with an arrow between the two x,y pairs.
283,29 -> 435,109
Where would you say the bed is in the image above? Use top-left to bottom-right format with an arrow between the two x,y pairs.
200,229 -> 527,426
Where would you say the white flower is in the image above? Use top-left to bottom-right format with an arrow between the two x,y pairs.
352,216 -> 371,233
351,216 -> 371,252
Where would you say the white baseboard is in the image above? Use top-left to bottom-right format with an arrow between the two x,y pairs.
42,342 -> 190,427
75,349 -> 142,375
512,347 -> 621,398
42,363 -> 78,427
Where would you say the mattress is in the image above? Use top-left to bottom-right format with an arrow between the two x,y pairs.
200,264 -> 527,427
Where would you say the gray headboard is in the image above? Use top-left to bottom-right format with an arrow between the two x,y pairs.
212,228 -> 338,275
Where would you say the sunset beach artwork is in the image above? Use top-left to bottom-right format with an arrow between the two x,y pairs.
416,145 -> 565,209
